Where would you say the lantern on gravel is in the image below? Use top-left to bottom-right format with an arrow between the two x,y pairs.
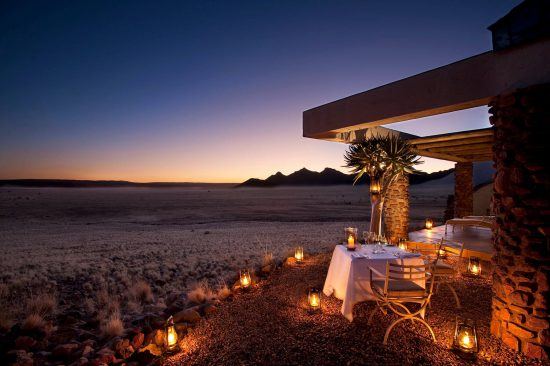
425,218 -> 434,230
453,317 -> 478,358
294,246 -> 304,263
164,316 -> 179,353
308,288 -> 321,312
239,269 -> 252,289
467,257 -> 481,276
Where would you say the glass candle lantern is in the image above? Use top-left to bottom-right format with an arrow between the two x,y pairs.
164,316 -> 179,353
425,218 -> 434,230
308,288 -> 321,312
468,257 -> 481,276
453,317 -> 478,357
239,269 -> 252,289
398,239 -> 407,251
344,227 -> 358,246
294,246 -> 304,263
369,177 -> 381,194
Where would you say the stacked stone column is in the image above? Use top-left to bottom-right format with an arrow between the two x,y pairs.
383,174 -> 409,242
454,162 -> 473,218
490,83 -> 550,359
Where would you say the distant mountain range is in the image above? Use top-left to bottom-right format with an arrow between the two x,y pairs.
237,167 -> 454,187
238,162 -> 494,188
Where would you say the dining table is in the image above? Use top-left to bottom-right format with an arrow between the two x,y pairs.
323,244 -> 425,322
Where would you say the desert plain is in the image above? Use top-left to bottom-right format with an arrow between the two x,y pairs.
0,183 -> 450,332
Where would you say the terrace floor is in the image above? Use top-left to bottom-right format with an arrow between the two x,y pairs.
409,225 -> 493,260
165,253 -> 539,366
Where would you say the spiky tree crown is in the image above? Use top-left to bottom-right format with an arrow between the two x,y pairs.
344,134 -> 422,197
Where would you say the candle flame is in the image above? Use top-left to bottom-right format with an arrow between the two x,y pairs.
295,247 -> 304,261
459,331 -> 474,349
310,296 -> 319,307
167,327 -> 177,346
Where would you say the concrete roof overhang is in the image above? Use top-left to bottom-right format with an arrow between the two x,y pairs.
409,128 -> 494,162
303,38 -> 550,141
337,126 -> 494,163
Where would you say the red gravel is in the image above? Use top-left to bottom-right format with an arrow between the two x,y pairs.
165,254 -> 545,366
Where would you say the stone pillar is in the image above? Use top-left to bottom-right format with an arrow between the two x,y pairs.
490,84 -> 550,360
454,162 -> 473,218
383,174 -> 409,242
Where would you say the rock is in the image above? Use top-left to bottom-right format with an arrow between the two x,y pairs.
73,357 -> 89,366
52,343 -> 80,359
15,336 -> 37,351
82,339 -> 96,348
81,344 -> 94,358
120,344 -> 134,359
131,344 -> 159,364
146,329 -> 165,347
7,350 -> 33,366
95,347 -> 116,364
139,343 -> 162,357
173,309 -> 201,324
114,338 -> 134,359
130,332 -> 144,350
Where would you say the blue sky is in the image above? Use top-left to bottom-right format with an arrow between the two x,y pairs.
0,0 -> 518,182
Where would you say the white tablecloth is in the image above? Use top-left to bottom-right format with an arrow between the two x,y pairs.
323,245 -> 425,322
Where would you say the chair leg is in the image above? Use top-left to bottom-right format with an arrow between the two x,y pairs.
383,317 -> 408,345
445,282 -> 461,309
411,316 -> 437,342
368,303 -> 387,325
383,315 -> 436,345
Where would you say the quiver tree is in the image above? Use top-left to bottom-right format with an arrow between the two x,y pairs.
344,135 -> 422,236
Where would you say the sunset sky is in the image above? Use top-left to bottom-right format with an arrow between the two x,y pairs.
0,1 -> 518,183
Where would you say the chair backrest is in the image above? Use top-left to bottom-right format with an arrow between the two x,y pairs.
438,238 -> 464,268
382,262 -> 436,297
409,242 -> 440,264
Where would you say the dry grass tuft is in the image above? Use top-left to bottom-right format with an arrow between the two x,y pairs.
26,292 -> 57,317
262,252 -> 274,267
129,280 -> 153,304
187,280 -> 216,304
100,312 -> 124,338
216,283 -> 231,300
126,299 -> 142,314
22,313 -> 45,330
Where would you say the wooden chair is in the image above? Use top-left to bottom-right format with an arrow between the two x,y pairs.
431,238 -> 464,308
408,239 -> 464,308
368,261 -> 437,345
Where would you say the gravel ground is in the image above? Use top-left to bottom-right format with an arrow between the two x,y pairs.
165,253 -> 544,366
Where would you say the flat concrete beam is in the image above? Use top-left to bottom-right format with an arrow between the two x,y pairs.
303,39 -> 550,139
411,149 -> 468,162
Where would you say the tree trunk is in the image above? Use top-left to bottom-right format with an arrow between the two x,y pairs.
369,193 -> 384,235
